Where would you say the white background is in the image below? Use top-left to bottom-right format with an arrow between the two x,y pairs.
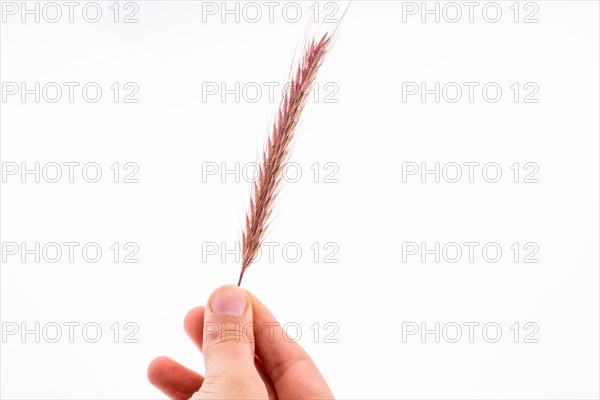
1,0 -> 599,399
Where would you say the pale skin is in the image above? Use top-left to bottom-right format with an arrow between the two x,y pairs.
147,284 -> 334,399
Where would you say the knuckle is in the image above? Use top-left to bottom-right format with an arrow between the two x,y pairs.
203,320 -> 255,347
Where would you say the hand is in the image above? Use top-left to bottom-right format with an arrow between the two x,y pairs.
148,284 -> 334,399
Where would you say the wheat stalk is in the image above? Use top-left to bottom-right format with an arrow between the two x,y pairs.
238,33 -> 332,286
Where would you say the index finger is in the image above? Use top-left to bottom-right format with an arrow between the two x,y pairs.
246,290 -> 335,399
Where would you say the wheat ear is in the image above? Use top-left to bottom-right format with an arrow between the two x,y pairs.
238,33 -> 332,286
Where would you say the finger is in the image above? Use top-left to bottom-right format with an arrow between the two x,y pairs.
184,306 -> 205,351
246,291 -> 334,399
255,354 -> 279,400
184,304 -> 278,398
147,356 -> 204,400
201,285 -> 267,398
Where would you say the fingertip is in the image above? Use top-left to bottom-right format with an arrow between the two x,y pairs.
146,356 -> 205,400
207,284 -> 251,317
184,306 -> 206,351
184,306 -> 205,332
147,356 -> 171,385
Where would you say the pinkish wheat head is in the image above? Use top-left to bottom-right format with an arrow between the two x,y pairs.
238,33 -> 332,286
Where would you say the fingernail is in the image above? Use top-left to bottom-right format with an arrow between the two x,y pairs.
209,285 -> 247,316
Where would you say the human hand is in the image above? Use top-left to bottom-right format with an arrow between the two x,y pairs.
147,284 -> 334,399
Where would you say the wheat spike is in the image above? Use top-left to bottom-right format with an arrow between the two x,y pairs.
238,34 -> 332,286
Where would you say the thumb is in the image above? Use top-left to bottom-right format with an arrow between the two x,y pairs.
202,284 -> 257,380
